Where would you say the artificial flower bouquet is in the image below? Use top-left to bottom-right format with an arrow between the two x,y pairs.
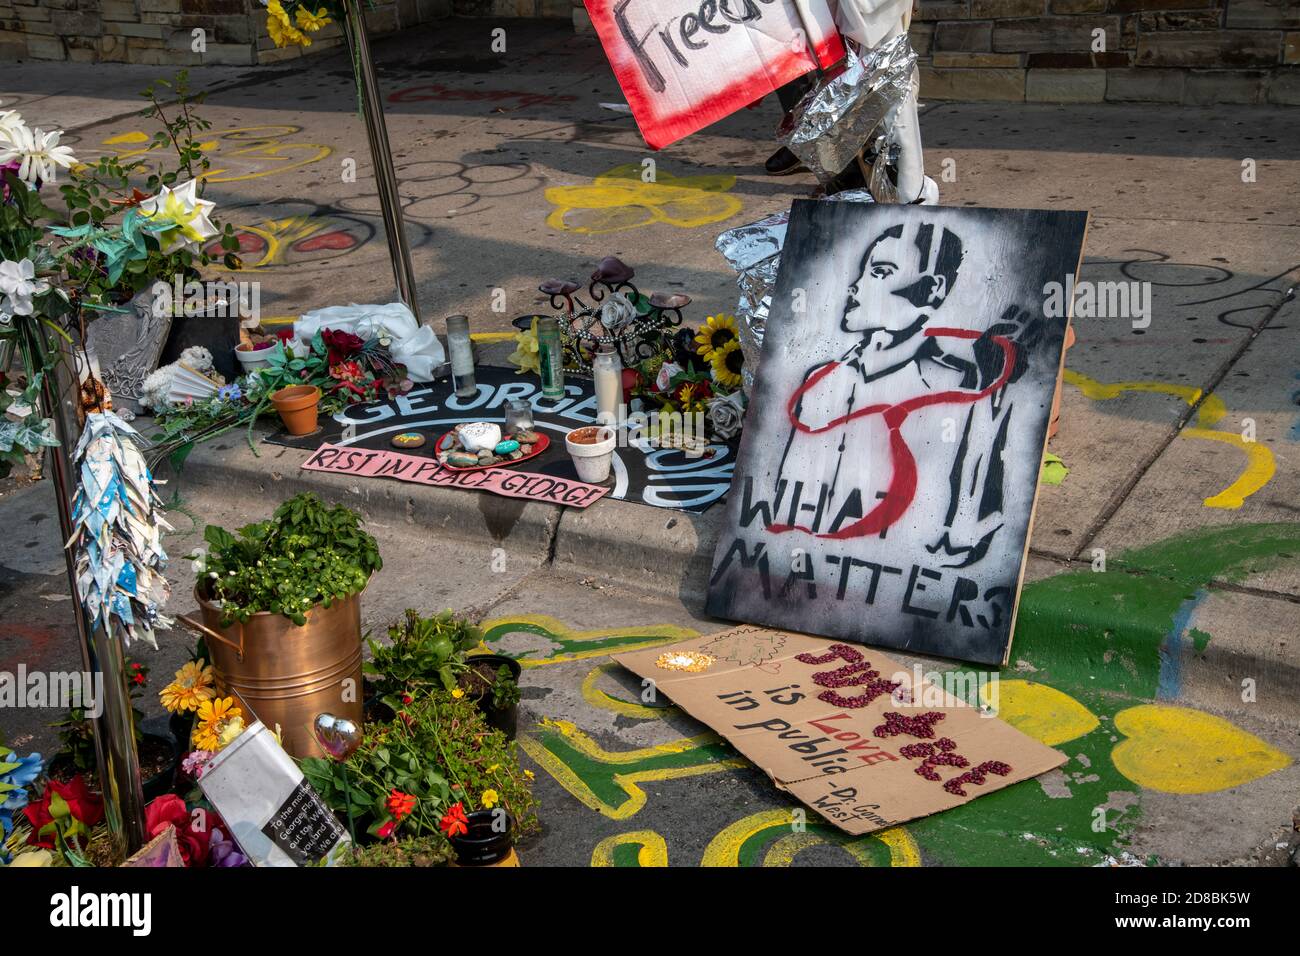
0,71 -> 239,328
1,72 -> 241,482
625,312 -> 747,443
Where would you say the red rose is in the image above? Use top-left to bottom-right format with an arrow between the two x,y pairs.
23,774 -> 105,848
322,328 -> 365,365
144,795 -> 210,867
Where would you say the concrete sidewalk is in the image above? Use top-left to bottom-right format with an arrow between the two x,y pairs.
1,18 -> 1298,866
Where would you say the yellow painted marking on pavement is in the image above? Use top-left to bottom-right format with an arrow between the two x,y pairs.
1180,427 -> 1277,509
982,680 -> 1099,747
518,719 -> 744,820
479,612 -> 694,668
102,125 -> 330,183
590,830 -> 669,867
581,662 -> 677,719
1064,369 -> 1274,508
545,163 -> 742,234
1111,704 -> 1291,794
700,809 -> 920,868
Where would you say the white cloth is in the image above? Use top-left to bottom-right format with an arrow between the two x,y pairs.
295,302 -> 446,382
832,0 -> 912,49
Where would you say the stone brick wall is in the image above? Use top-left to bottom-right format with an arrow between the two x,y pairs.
569,0 -> 1299,105
911,0 -> 1298,104
4,0 -> 1294,103
0,0 -> 451,65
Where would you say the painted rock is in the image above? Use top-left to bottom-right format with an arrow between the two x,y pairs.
446,452 -> 480,467
391,431 -> 426,449
508,450 -> 524,460
456,421 -> 502,453
519,444 -> 533,455
514,429 -> 540,445
494,439 -> 520,455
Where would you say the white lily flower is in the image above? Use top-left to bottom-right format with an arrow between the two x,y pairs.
0,258 -> 50,317
0,125 -> 76,185
138,179 -> 219,254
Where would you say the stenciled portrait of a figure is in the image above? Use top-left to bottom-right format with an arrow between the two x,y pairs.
708,201 -> 1088,665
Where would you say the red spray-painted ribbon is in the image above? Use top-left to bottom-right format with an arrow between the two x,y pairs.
769,328 -> 1016,540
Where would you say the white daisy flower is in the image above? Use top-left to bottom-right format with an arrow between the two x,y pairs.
0,107 -> 27,145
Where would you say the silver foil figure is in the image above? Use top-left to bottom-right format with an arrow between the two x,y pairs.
716,191 -> 875,383
777,34 -> 918,184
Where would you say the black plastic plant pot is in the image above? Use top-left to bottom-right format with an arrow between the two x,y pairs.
450,810 -> 515,866
168,711 -> 194,751
462,654 -> 522,740
141,732 -> 181,802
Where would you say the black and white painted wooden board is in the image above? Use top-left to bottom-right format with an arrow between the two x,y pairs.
707,201 -> 1089,665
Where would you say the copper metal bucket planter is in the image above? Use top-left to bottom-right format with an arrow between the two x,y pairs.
180,587 -> 365,760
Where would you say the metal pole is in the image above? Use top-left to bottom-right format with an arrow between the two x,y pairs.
19,319 -> 146,858
340,0 -> 422,324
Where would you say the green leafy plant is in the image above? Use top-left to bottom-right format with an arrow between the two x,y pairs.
489,665 -> 521,711
365,608 -> 482,696
197,492 -> 381,625
338,836 -> 455,868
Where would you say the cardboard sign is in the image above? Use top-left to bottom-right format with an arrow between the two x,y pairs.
616,627 -> 1065,834
302,443 -> 610,508
585,0 -> 845,149
707,201 -> 1089,665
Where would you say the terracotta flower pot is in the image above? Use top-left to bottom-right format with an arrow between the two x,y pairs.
270,384 -> 320,435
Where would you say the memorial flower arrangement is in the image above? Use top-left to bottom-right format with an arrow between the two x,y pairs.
624,316 -> 747,440
0,73 -> 239,327
302,682 -> 538,859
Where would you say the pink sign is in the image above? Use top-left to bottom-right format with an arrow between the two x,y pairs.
584,0 -> 844,149
301,444 -> 610,508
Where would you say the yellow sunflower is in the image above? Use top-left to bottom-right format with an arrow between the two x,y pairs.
192,696 -> 243,751
694,313 -> 738,361
159,660 -> 216,714
710,338 -> 744,389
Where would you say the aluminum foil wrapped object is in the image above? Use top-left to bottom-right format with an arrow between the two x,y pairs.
70,411 -> 173,648
777,33 -> 918,184
715,190 -> 876,385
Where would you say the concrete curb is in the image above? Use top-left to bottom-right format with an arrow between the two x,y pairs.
166,426 -> 1300,719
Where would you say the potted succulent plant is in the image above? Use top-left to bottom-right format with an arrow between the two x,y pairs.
182,492 -> 382,759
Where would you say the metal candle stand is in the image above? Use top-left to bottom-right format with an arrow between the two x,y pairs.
529,257 -> 692,376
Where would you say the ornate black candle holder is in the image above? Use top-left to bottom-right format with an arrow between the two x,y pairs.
514,257 -> 691,376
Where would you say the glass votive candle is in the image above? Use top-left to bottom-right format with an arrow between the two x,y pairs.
504,398 -> 534,434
